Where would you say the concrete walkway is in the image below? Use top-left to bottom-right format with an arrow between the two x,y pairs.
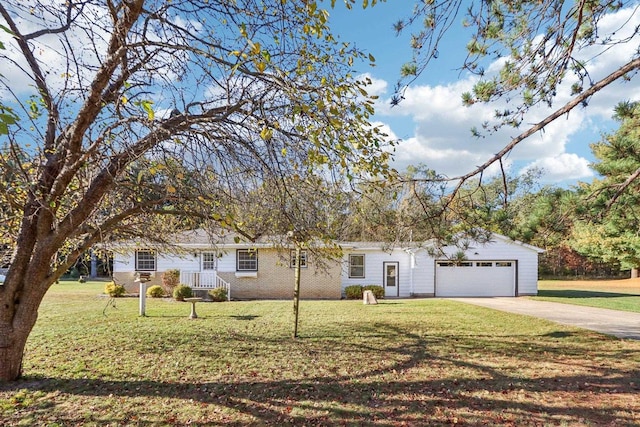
448,297 -> 640,340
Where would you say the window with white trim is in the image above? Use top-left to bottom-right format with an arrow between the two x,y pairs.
349,254 -> 365,278
237,249 -> 258,271
290,250 -> 308,268
437,261 -> 454,267
135,250 -> 156,271
202,252 -> 216,270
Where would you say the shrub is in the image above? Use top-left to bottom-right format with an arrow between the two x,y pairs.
173,284 -> 192,301
104,282 -> 125,297
344,285 -> 363,299
208,287 -> 228,302
162,269 -> 180,295
146,285 -> 165,298
363,285 -> 384,299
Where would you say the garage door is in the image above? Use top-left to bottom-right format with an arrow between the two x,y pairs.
435,260 -> 515,297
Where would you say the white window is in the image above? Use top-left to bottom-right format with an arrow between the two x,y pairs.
290,250 -> 308,268
437,261 -> 454,267
496,261 -> 513,267
349,254 -> 365,278
135,250 -> 156,271
476,262 -> 493,267
237,249 -> 258,271
202,252 -> 216,270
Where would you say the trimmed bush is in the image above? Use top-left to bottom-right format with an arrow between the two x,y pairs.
173,284 -> 192,301
208,287 -> 228,302
146,285 -> 165,298
162,269 -> 180,295
363,285 -> 384,299
104,282 -> 125,297
344,285 -> 363,300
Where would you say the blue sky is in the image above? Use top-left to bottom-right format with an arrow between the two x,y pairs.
2,1 -> 638,188
326,2 -> 640,187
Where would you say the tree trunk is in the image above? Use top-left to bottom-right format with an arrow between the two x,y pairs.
0,274 -> 45,382
0,317 -> 36,381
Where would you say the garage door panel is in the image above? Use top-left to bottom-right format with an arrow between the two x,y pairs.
435,261 -> 515,297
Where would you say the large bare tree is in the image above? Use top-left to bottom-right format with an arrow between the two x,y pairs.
0,0 -> 393,381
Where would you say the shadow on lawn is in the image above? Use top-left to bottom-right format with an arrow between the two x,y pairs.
542,330 -> 577,338
6,327 -> 640,426
12,361 -> 638,425
229,314 -> 260,321
538,290 -> 640,298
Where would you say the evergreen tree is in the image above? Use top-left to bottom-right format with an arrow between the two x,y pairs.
571,102 -> 640,270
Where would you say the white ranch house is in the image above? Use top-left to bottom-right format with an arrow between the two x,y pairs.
112,230 -> 543,299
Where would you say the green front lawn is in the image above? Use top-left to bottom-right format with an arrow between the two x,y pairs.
533,279 -> 640,313
1,280 -> 639,425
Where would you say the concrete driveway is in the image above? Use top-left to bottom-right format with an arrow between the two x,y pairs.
448,297 -> 640,340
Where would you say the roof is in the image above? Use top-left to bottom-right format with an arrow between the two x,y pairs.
112,229 -> 544,253
490,233 -> 545,254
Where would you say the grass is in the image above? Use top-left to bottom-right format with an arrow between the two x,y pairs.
1,280 -> 639,426
534,278 -> 640,313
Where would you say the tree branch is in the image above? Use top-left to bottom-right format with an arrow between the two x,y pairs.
22,1 -> 82,40
605,166 -> 640,210
423,56 -> 640,201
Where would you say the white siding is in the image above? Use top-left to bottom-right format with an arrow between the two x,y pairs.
112,251 -> 200,274
341,248 -> 413,297
340,236 -> 541,298
157,253 -> 200,273
216,250 -> 238,272
411,251 -> 435,296
113,251 -> 134,272
439,237 -> 540,296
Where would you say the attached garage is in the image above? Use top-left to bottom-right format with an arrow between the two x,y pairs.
435,260 -> 516,297
341,233 -> 543,298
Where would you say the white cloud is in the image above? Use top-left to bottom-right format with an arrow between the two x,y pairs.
357,73 -> 388,97
0,3 -> 203,102
373,5 -> 640,185
0,2 -> 111,98
520,153 -> 593,183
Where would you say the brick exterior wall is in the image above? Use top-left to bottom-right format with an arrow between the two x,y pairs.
113,249 -> 342,299
219,249 -> 341,300
113,271 -> 164,294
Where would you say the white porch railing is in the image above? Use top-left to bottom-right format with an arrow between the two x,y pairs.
180,271 -> 231,301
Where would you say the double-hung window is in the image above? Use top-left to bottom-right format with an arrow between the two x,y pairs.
236,249 -> 258,271
349,254 -> 365,278
135,249 -> 156,271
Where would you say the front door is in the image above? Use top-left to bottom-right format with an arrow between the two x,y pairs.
383,262 -> 399,297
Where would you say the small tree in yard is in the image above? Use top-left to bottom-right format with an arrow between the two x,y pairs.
0,0 -> 393,381
161,269 -> 180,296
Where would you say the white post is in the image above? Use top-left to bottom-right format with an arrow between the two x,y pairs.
139,281 -> 147,316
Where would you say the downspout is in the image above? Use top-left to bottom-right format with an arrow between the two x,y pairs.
406,249 -> 415,297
